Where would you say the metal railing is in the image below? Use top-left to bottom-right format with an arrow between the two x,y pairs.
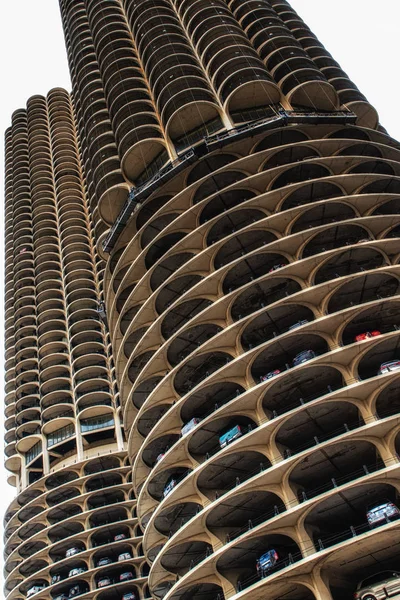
235,506 -> 399,593
102,109 -> 357,253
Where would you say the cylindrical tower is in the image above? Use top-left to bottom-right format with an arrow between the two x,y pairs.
5,2 -> 400,600
82,3 -> 400,599
3,89 -> 150,600
106,115 -> 400,600
57,0 -> 377,240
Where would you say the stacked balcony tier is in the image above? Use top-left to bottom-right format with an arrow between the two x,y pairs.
105,121 -> 400,600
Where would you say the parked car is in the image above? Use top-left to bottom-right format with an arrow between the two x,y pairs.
269,264 -> 286,273
122,593 -> 136,600
114,532 -> 127,541
97,576 -> 111,588
260,369 -> 281,382
163,477 -> 177,498
54,594 -> 68,600
51,575 -> 61,585
181,418 -> 202,436
354,330 -> 380,342
97,556 -> 112,567
120,571 -> 134,582
293,349 -> 316,366
366,502 -> 400,526
155,452 -> 166,464
68,586 -> 82,597
65,547 -> 82,558
289,320 -> 309,331
219,425 -> 243,448
256,549 -> 279,577
354,571 -> 400,599
27,586 -> 46,598
68,567 -> 86,577
118,552 -> 132,561
378,360 -> 400,375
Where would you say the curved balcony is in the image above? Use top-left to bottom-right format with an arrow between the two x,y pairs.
102,116 -> 400,600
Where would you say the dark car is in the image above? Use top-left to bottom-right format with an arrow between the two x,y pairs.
97,577 -> 111,588
120,571 -> 134,582
114,533 -> 127,541
122,593 -> 136,600
69,586 -> 82,598
54,595 -> 68,600
256,549 -> 279,577
293,349 -> 316,366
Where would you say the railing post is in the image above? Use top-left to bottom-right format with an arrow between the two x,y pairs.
248,519 -> 253,530
331,477 -> 337,488
318,538 -> 324,551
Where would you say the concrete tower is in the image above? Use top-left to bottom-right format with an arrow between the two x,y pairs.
4,1 -> 400,600
4,90 -> 149,600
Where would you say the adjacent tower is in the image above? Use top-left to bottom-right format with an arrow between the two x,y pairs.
4,2 -> 400,600
4,90 -> 149,600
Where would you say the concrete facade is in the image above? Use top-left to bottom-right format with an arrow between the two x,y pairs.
4,2 -> 400,600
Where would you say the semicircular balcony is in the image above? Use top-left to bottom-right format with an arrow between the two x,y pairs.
104,115 -> 400,600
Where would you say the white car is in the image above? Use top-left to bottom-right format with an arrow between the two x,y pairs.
68,567 -> 86,577
366,502 -> 400,526
378,360 -> 400,375
65,547 -> 81,558
118,552 -> 132,561
27,586 -> 46,598
181,418 -> 201,436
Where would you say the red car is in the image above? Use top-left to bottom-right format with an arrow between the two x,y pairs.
260,369 -> 281,382
354,330 -> 380,342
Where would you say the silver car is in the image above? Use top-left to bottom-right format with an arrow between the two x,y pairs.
355,570 -> 400,599
378,360 -> 400,375
366,502 -> 400,526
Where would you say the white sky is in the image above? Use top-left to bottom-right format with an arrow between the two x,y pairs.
0,0 -> 399,584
